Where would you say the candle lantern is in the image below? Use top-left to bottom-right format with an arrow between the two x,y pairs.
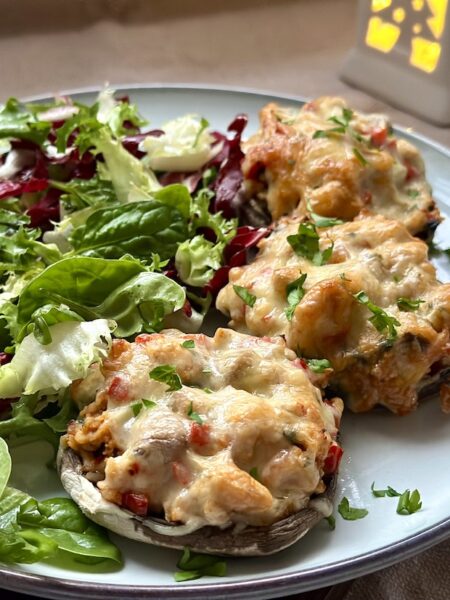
341,0 -> 450,125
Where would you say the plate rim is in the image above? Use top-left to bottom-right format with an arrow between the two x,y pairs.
2,84 -> 450,599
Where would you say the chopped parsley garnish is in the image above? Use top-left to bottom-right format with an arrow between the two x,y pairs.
131,398 -> 157,417
181,340 -> 195,349
249,467 -> 260,481
285,273 -> 307,321
396,297 -> 424,312
306,201 -> 344,228
174,547 -> 227,582
396,489 -> 422,515
325,515 -> 336,530
131,402 -> 143,417
313,108 -> 353,139
203,388 -> 212,394
233,284 -> 256,307
354,291 -> 400,340
353,148 -> 368,166
283,429 -> 297,444
187,401 -> 203,424
149,365 -> 182,391
307,358 -> 332,373
371,482 -> 401,498
287,222 -> 333,266
338,497 -> 368,520
407,189 -> 420,199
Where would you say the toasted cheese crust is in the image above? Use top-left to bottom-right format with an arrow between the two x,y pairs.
216,215 -> 450,414
242,97 -> 439,236
66,328 -> 342,530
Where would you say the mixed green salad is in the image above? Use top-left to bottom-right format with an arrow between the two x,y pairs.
0,89 -> 268,570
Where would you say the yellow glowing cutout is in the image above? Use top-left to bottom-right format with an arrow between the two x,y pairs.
371,0 -> 392,12
393,7 -> 406,21
427,0 -> 448,38
366,16 -> 401,52
365,0 -> 448,73
410,36 -> 442,71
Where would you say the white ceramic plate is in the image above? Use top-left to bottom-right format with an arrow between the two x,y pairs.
1,86 -> 450,600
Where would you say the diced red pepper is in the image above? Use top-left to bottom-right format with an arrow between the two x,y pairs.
293,357 -> 308,370
370,127 -> 388,147
107,375 -> 129,401
323,442 -> 343,475
172,461 -> 190,485
135,333 -> 154,344
189,422 -> 210,447
405,161 -> 419,181
122,492 -> 148,516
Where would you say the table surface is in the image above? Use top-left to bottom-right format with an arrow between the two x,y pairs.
0,0 -> 448,147
0,1 -> 449,599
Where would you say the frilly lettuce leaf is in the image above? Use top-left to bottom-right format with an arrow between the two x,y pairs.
175,235 -> 223,287
141,114 -> 217,172
90,127 -> 161,202
0,319 -> 112,398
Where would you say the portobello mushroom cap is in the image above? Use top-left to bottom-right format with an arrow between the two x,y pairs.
58,446 -> 335,557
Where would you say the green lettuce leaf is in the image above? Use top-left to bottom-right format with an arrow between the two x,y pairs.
0,437 -> 11,498
175,235 -> 223,287
0,319 -> 112,398
51,176 -> 116,212
89,127 -> 161,201
0,98 -> 51,145
69,200 -> 188,261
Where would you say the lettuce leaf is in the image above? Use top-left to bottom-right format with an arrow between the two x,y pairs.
0,442 -> 122,567
0,98 -> 51,145
140,114 -> 216,172
0,319 -> 112,398
175,235 -> 223,287
90,127 -> 161,201
69,199 -> 188,261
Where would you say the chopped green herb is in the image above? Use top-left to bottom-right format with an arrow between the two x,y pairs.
353,148 -> 368,166
354,291 -> 400,340
131,398 -> 157,417
149,365 -> 182,391
287,222 -> 333,266
233,285 -> 256,307
407,189 -> 420,199
187,402 -> 203,425
174,547 -> 227,582
131,402 -> 143,417
285,273 -> 307,321
325,515 -> 336,530
338,497 -> 368,520
142,399 -> 157,409
339,272 -> 351,282
371,482 -> 401,498
396,297 -> 424,312
181,340 -> 195,349
312,108 -> 353,140
396,489 -> 422,515
306,201 -> 344,228
307,358 -> 332,373
249,467 -> 260,481
203,388 -> 212,394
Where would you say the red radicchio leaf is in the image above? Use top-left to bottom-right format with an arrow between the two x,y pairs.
27,188 -> 61,231
205,225 -> 269,295
122,130 -> 164,158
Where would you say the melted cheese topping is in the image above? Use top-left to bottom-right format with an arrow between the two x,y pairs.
216,215 -> 450,414
242,97 -> 439,235
66,328 -> 342,530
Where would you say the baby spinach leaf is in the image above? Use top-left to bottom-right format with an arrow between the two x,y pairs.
51,177 -> 116,212
0,98 -> 51,145
70,200 -> 188,261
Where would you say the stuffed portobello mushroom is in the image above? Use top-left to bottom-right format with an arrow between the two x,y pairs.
58,328 -> 343,556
